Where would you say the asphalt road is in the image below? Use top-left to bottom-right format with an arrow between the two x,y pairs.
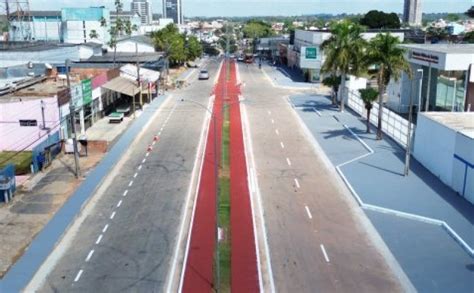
240,63 -> 407,292
38,60 -> 220,292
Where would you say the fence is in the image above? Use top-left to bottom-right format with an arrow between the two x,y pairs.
0,164 -> 16,202
31,131 -> 61,173
346,89 -> 415,148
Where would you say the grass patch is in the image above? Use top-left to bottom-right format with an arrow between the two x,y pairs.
216,105 -> 231,292
0,151 -> 32,175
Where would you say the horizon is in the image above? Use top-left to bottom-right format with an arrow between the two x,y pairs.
27,0 -> 473,17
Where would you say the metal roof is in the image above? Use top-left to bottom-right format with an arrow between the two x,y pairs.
101,76 -> 139,96
401,44 -> 474,54
86,52 -> 163,63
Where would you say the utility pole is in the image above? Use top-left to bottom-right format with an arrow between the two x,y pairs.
65,59 -> 81,178
40,99 -> 46,129
136,43 -> 142,112
405,70 -> 422,176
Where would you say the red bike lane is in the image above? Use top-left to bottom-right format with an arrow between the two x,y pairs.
228,61 -> 259,292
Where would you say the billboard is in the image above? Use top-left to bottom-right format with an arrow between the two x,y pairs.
300,46 -> 320,69
82,79 -> 92,105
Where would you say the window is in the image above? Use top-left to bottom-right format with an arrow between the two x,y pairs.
19,119 -> 38,127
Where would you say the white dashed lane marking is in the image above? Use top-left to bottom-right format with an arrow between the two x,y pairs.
286,158 -> 292,166
305,206 -> 313,219
271,119 -> 275,124
142,158 -> 146,164
74,270 -> 83,282
85,250 -> 94,262
95,234 -> 103,244
128,180 -> 134,187
123,190 -> 128,197
280,142 -> 285,149
117,200 -> 122,208
294,178 -> 300,189
102,224 -> 109,233
275,129 -> 279,135
133,172 -> 138,178
110,211 -> 116,219
320,244 -> 330,263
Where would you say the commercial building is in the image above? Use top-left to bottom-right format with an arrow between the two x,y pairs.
255,36 -> 289,61
109,11 -> 142,35
8,11 -> 62,42
292,29 -> 405,82
403,0 -> 422,27
131,0 -> 152,25
162,0 -> 183,25
61,7 -> 110,44
386,44 -> 474,114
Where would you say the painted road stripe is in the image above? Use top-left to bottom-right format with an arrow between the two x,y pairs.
117,200 -> 122,208
294,178 -> 300,188
160,127 -> 164,132
123,190 -> 128,197
142,158 -> 146,164
128,180 -> 134,187
85,250 -> 94,262
280,142 -> 285,149
305,206 -> 313,219
95,234 -> 103,244
110,211 -> 116,219
152,141 -> 156,146
286,158 -> 292,166
268,110 -> 271,115
146,152 -> 150,157
102,224 -> 109,233
275,129 -> 279,135
74,270 -> 83,282
133,172 -> 138,178
138,165 -> 142,171
320,244 -> 330,263
271,119 -> 275,124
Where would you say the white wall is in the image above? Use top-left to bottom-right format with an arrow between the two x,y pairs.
453,132 -> 474,204
63,21 -> 109,44
115,41 -> 154,53
413,114 -> 455,185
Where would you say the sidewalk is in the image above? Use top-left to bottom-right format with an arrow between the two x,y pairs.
290,94 -> 474,292
260,63 -> 320,90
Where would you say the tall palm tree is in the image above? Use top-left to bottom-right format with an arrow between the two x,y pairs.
321,20 -> 366,112
366,33 -> 411,140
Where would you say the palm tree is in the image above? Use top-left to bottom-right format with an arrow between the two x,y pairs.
322,75 -> 341,105
366,33 -> 411,140
321,20 -> 366,112
89,30 -> 99,40
359,87 -> 379,133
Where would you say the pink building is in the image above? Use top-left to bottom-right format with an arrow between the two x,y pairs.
0,84 -> 61,151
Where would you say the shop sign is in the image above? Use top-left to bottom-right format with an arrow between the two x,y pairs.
70,84 -> 83,108
411,51 -> 439,64
82,79 -> 92,105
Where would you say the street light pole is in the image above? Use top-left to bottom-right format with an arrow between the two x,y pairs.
65,59 -> 80,178
404,69 -> 423,176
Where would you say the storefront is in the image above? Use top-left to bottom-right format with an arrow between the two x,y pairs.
387,44 -> 474,113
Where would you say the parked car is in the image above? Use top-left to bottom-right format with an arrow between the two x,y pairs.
198,70 -> 210,80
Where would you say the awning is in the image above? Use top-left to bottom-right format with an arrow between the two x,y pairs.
120,64 -> 160,83
101,76 -> 140,96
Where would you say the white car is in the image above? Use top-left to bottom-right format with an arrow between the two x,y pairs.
198,70 -> 210,80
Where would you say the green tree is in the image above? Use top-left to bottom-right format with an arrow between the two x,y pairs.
365,33 -> 411,140
186,35 -> 203,60
360,10 -> 401,29
465,6 -> 474,18
242,20 -> 273,39
445,13 -> 460,22
322,75 -> 341,105
152,24 -> 187,66
321,20 -> 367,112
218,35 -> 237,53
89,29 -> 99,39
359,88 -> 379,133
463,31 -> 474,43
426,26 -> 448,41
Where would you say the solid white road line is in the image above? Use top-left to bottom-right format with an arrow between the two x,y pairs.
305,206 -> 313,219
74,270 -> 83,282
110,211 -> 116,219
85,250 -> 94,262
133,172 -> 138,178
320,244 -> 330,263
123,190 -> 128,197
95,234 -> 103,245
128,180 -> 134,187
102,224 -> 109,233
275,129 -> 279,135
294,178 -> 300,189
117,200 -> 122,208
280,142 -> 285,149
142,158 -> 146,164
286,157 -> 292,166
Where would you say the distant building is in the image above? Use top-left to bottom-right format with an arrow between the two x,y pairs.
109,11 -> 142,35
8,11 -> 62,42
403,0 -> 422,27
61,7 -> 110,44
131,0 -> 152,25
162,0 -> 183,25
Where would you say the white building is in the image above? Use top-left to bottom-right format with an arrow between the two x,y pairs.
114,36 -> 155,53
293,29 -> 405,82
8,10 -> 62,42
131,0 -> 152,25
109,11 -> 142,36
61,7 -> 110,44
386,44 -> 474,114
403,0 -> 422,27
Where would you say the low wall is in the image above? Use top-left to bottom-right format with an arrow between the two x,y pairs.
346,89 -> 415,148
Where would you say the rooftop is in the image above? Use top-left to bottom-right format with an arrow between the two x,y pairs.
0,78 -> 74,103
401,44 -> 474,54
85,52 -> 163,63
424,112 -> 474,139
0,41 -> 78,52
117,35 -> 154,46
10,10 -> 61,19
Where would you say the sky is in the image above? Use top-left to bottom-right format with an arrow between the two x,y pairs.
29,0 -> 473,17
